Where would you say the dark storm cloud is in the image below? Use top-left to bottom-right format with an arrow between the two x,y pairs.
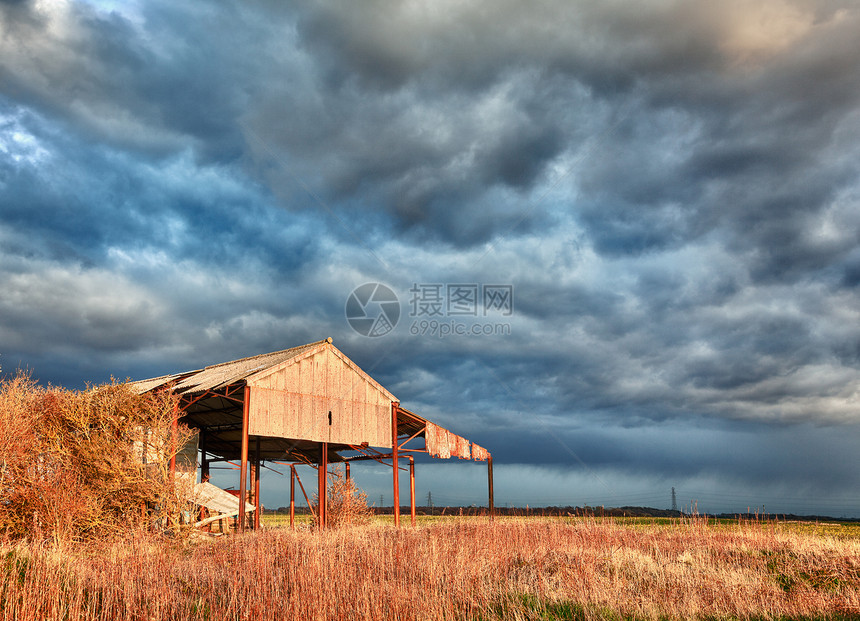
2,0 -> 860,513
0,0 -> 255,160
0,101 -> 318,273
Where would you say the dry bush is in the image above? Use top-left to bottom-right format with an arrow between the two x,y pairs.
0,372 -> 194,543
313,466 -> 373,528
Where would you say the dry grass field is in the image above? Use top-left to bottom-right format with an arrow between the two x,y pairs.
2,516 -> 859,621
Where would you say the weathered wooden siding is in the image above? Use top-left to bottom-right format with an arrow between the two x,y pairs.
247,345 -> 393,447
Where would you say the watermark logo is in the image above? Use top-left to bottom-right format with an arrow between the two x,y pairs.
345,282 -> 513,338
345,283 -> 400,337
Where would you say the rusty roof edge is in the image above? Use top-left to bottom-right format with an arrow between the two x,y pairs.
128,370 -> 203,394
420,416 -> 491,462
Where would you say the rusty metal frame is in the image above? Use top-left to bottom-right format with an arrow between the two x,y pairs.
179,384 -> 247,411
146,351 -> 494,532
290,465 -> 296,528
273,450 -> 317,468
398,426 -> 425,450
347,443 -> 388,458
488,455 -> 494,521
343,446 -> 397,468
408,456 -> 416,526
318,442 -> 328,528
286,464 -> 316,530
391,401 -> 400,527
200,430 -> 210,482
238,386 -> 250,533
293,466 -> 314,518
253,437 -> 261,530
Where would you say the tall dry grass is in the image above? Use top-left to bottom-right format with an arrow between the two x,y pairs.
2,518 -> 858,620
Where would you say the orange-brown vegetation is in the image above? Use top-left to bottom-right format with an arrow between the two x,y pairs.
314,467 -> 374,528
0,373 -> 192,543
2,518 -> 859,620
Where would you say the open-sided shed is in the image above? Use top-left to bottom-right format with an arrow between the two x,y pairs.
132,338 -> 493,529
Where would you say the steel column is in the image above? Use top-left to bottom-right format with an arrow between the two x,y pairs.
318,442 -> 328,528
238,386 -> 250,533
290,465 -> 296,529
488,455 -> 495,521
200,430 -> 210,483
391,402 -> 400,527
294,467 -> 315,519
409,456 -> 416,526
253,436 -> 261,530
345,462 -> 351,481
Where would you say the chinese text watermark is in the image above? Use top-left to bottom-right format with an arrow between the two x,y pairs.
346,282 -> 513,338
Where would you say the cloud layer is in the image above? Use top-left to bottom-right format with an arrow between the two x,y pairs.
2,0 -> 860,514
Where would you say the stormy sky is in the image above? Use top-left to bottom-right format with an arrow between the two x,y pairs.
2,0 -> 860,516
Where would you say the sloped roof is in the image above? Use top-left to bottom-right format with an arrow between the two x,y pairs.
130,339 -> 330,396
130,339 -> 490,462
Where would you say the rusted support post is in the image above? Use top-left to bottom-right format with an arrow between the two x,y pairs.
290,465 -> 296,530
198,430 -> 209,525
488,455 -> 495,521
238,385 -> 250,533
345,462 -> 351,481
318,442 -> 328,529
294,468 -> 314,517
200,430 -> 210,483
253,436 -> 261,530
391,402 -> 400,527
409,456 -> 416,526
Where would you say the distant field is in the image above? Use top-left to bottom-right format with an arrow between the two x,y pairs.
3,516 -> 859,620
260,511 -> 492,528
263,512 -> 860,538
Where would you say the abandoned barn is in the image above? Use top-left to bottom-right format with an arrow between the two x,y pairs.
131,338 -> 493,530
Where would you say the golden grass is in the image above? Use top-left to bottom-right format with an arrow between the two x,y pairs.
2,517 -> 859,620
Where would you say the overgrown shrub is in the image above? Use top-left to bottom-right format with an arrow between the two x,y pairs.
0,371 -> 193,543
314,465 -> 372,528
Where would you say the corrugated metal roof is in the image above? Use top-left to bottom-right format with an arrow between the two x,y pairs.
130,371 -> 198,394
396,406 -> 430,437
130,339 -> 330,395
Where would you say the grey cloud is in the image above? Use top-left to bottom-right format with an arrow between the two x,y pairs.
0,0 -> 253,160
2,0 -> 860,514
